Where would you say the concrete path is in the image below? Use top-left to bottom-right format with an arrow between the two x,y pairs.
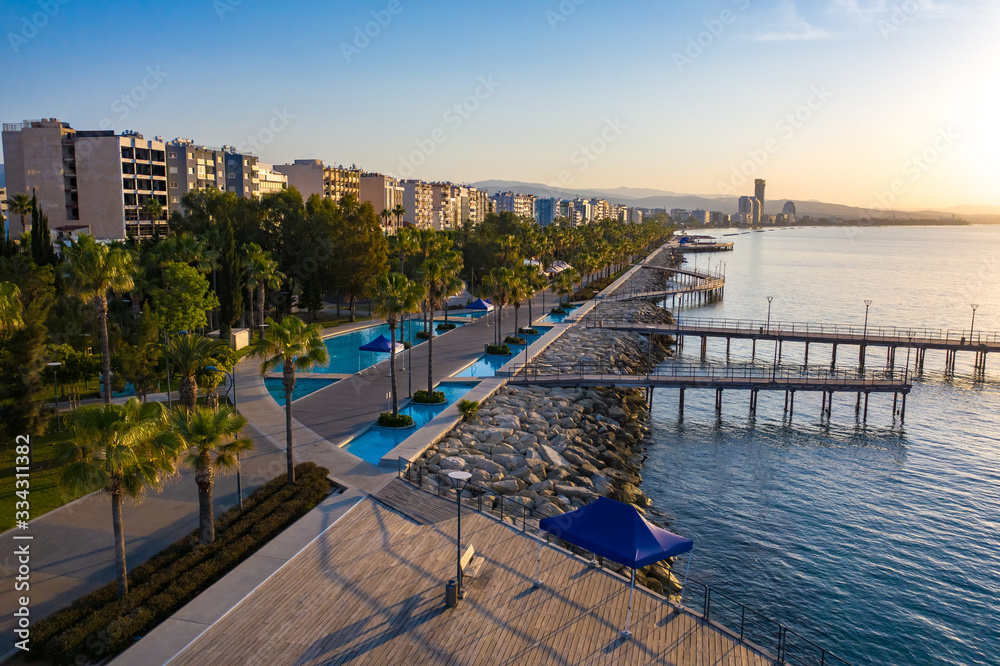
0,424 -> 287,658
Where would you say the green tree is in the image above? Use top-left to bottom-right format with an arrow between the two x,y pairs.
154,262 -> 220,334
250,316 -> 328,484
555,270 -> 576,305
7,193 -> 32,235
169,406 -> 253,544
169,333 -> 229,412
481,267 -> 515,346
392,203 -> 406,234
366,273 -> 423,417
333,196 -> 389,321
243,243 -> 284,341
57,399 -> 182,599
114,341 -> 160,402
216,216 -> 243,341
64,235 -> 137,404
0,281 -> 23,335
417,253 -> 460,394
30,200 -> 55,266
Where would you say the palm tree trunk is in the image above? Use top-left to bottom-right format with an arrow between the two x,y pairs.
390,324 -> 399,417
197,463 -> 215,544
111,491 -> 128,599
283,364 -> 295,484
180,376 -> 197,412
427,310 -> 434,394
97,296 -> 112,405
514,305 -> 519,338
258,284 -> 266,342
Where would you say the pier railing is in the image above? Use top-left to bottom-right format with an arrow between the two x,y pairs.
395,462 -> 852,666
591,317 -> 1000,345
500,361 -> 911,388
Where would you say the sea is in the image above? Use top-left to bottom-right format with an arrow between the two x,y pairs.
642,225 -> 1000,666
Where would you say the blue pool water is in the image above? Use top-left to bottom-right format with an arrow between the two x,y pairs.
265,377 -> 339,406
457,326 -> 551,377
281,318 -> 459,375
450,310 -> 491,319
343,383 -> 478,464
542,312 -> 569,323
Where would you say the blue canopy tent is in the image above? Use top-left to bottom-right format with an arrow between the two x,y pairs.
538,496 -> 694,639
467,297 -> 494,312
358,334 -> 404,372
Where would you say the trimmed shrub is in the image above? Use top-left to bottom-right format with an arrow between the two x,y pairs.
436,322 -> 457,331
412,389 -> 445,404
377,412 -> 414,428
30,463 -> 331,665
550,307 -> 567,315
519,327 -> 539,336
486,344 -> 511,355
414,330 -> 430,340
504,335 -> 526,345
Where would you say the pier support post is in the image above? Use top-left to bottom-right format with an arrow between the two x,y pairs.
892,392 -> 898,419
679,387 -> 685,412
804,342 -> 809,366
752,338 -> 757,360
900,393 -> 906,423
701,336 -> 707,360
831,343 -> 838,368
715,388 -> 723,412
783,390 -> 789,413
750,389 -> 758,413
863,392 -> 870,422
726,337 -> 731,359
789,391 -> 795,418
821,391 -> 826,416
826,391 -> 833,418
855,391 -> 861,417
778,339 -> 783,363
859,344 -> 866,368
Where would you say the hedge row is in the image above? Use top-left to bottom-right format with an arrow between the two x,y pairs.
30,463 -> 331,665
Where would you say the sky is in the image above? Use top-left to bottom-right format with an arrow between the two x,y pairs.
1,0 -> 998,210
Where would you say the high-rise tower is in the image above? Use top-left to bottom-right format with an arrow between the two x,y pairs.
754,179 -> 765,209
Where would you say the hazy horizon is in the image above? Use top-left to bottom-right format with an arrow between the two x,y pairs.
2,0 -> 998,210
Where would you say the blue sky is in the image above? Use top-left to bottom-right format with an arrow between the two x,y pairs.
2,0 -> 998,209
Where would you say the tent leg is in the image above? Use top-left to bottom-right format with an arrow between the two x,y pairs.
679,554 -> 693,608
622,568 -> 636,640
534,530 -> 543,588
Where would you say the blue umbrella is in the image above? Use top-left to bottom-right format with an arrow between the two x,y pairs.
359,334 -> 404,353
467,298 -> 493,311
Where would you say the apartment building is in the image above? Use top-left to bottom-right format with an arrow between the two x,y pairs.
427,182 -> 458,231
401,179 -> 433,229
272,159 -> 360,203
360,173 -> 404,234
255,163 -> 287,197
492,191 -> 536,220
0,187 -> 7,238
2,119 -> 170,240
535,197 -> 558,226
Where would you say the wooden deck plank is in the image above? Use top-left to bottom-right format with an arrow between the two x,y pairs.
170,497 -> 775,666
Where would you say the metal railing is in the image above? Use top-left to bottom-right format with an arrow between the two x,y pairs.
591,317 -> 999,346
500,361 -> 912,388
395,461 -> 852,666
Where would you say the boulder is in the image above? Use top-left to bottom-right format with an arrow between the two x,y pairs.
534,502 -> 564,518
492,479 -> 520,495
475,458 -> 504,475
554,484 -> 598,501
493,454 -> 522,470
490,443 -> 518,456
440,456 -> 466,470
540,445 -> 567,468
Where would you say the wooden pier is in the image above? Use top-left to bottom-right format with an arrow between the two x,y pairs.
612,266 -> 726,308
504,363 -> 911,421
590,318 -> 999,376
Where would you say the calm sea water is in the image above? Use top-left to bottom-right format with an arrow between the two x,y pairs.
643,226 -> 1000,666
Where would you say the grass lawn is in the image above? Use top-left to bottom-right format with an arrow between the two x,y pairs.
0,418 -> 87,532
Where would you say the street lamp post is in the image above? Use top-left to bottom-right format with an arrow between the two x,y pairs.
207,364 -> 242,511
970,304 -> 979,342
47,362 -> 62,434
447,470 -> 472,601
863,300 -> 872,339
765,296 -> 774,333
771,330 -> 781,382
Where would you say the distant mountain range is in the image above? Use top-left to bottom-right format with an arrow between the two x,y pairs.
471,180 -> 1000,222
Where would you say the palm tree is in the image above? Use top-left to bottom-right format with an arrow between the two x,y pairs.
243,243 -> 285,341
496,234 -> 518,268
366,273 -> 423,417
169,333 -> 229,412
481,268 -> 515,346
57,399 -> 182,599
7,194 -> 31,235
380,208 -> 391,232
142,197 -> 163,227
169,406 -> 253,544
0,282 -> 23,336
555,271 -> 576,305
64,235 -> 137,404
250,316 -> 328,484
392,204 -> 406,234
418,252 -> 462,395
396,226 -> 419,274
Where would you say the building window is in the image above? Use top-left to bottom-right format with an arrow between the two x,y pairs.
123,178 -> 136,190
228,173 -> 235,179
169,166 -> 177,174
122,163 -> 135,175
168,151 -> 176,158
170,182 -> 178,188
121,147 -> 134,159
188,167 -> 194,175
171,196 -> 179,203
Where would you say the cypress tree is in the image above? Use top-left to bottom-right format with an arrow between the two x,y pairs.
216,217 -> 243,341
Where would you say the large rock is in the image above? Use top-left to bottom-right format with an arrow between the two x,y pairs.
554,484 -> 598,501
493,454 -> 522,470
540,445 -> 567,468
490,443 -> 518,456
440,456 -> 466,470
475,458 -> 504,475
534,502 -> 564,518
493,479 -> 520,495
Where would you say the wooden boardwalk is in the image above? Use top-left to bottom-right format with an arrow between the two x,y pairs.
371,477 -> 456,525
170,498 -> 772,666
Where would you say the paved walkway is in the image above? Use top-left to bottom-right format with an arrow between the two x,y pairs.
0,424 -> 288,657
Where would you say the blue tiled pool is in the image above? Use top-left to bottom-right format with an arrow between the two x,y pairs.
450,310 -> 491,319
456,354 -> 512,377
542,311 -> 569,323
279,318 -> 460,375
265,377 -> 339,406
343,382 -> 479,464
